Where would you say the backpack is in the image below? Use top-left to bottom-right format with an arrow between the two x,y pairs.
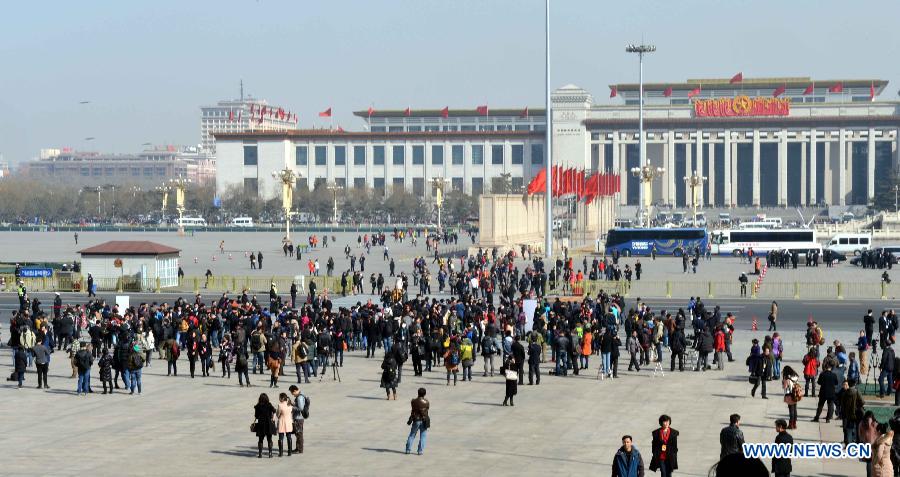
791,383 -> 802,403
482,337 -> 495,355
76,351 -> 92,371
236,353 -> 248,368
398,342 -> 409,362
300,394 -> 311,419
251,333 -> 262,351
449,350 -> 460,366
298,343 -> 308,359
815,326 -> 825,345
130,352 -> 144,370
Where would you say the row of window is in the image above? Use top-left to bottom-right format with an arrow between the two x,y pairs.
370,124 -> 545,132
73,167 -> 169,177
243,144 -> 544,167
243,176 -> 525,196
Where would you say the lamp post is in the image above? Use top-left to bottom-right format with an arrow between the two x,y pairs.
432,177 -> 450,232
326,182 -> 343,225
169,176 -> 191,235
272,168 -> 299,240
630,160 -> 665,228
684,172 -> 708,227
544,0 -> 553,258
156,185 -> 171,213
626,43 -> 656,227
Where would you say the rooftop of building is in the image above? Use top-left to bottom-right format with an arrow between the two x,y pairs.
79,241 -> 180,256
610,77 -> 889,94
215,128 -> 543,140
353,108 -> 544,118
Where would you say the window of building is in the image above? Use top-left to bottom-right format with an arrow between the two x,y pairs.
243,145 -> 258,165
371,126 -> 386,132
512,177 -> 524,192
431,145 -> 444,165
452,177 -> 464,192
424,125 -> 440,132
531,144 -> 544,165
313,177 -> 327,189
511,144 -> 524,165
131,168 -> 140,176
460,125 -> 476,131
412,178 -> 425,196
472,145 -> 484,165
452,145 -> 464,165
297,178 -> 308,190
373,145 -> 385,165
81,168 -> 90,176
491,144 -> 504,165
334,146 -> 346,166
408,126 -> 422,132
392,177 -> 404,190
335,178 -> 346,188
412,145 -> 424,165
142,168 -> 151,176
295,146 -> 308,166
353,145 -> 366,165
353,178 -> 366,189
388,126 -> 403,132
514,125 -> 531,131
479,125 -> 495,132
445,125 -> 459,132
156,167 -> 165,176
315,146 -> 327,165
472,177 -> 484,196
243,178 -> 258,196
104,168 -> 114,176
393,145 -> 405,165
373,177 -> 385,190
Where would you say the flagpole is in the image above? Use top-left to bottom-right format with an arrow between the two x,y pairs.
544,0 -> 553,258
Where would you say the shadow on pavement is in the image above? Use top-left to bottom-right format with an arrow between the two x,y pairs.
361,447 -> 407,455
210,447 -> 261,458
346,395 -> 386,400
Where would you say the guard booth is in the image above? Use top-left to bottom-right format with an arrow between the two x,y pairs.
78,241 -> 181,291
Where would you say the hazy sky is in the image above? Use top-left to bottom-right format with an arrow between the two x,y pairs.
1,0 -> 898,163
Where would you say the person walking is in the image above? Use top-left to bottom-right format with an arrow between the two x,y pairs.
872,428 -> 894,477
99,347 -> 113,394
772,419 -> 793,477
253,393 -> 276,458
236,349 -> 251,387
612,435 -> 645,477
527,334 -> 541,385
405,387 -> 429,455
13,345 -> 27,388
444,338 -> 460,386
275,393 -> 294,457
501,354 -> 518,406
74,342 -> 93,395
781,365 -> 801,430
878,343 -> 895,399
127,344 -> 144,395
649,415 -> 679,477
837,380 -> 864,445
768,301 -> 778,331
719,414 -> 744,459
33,340 -> 50,389
289,385 -> 308,454
812,364 -> 838,423
381,352 -> 398,400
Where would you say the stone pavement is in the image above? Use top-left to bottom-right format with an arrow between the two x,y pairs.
0,327 -> 869,477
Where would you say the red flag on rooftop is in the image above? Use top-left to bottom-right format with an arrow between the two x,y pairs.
609,86 -> 618,98
663,87 -> 673,98
261,106 -> 267,116
228,109 -> 234,122
870,82 -> 876,102
440,107 -> 449,118
476,105 -> 489,116
803,83 -> 815,95
319,107 -> 332,117
520,107 -> 529,118
828,83 -> 844,93
337,126 -> 344,132
772,85 -> 786,98
404,107 -> 411,117
687,87 -> 701,98
729,72 -> 743,84
367,106 -> 375,117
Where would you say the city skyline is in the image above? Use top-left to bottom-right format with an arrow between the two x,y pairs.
1,0 -> 898,163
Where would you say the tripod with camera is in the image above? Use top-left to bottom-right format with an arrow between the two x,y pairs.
318,346 -> 341,383
863,335 -> 879,396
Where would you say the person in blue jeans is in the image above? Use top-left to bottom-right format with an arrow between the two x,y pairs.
405,387 -> 430,455
129,345 -> 143,395
74,343 -> 93,396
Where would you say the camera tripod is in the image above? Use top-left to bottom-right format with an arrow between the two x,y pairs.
863,337 -> 879,396
318,348 -> 341,383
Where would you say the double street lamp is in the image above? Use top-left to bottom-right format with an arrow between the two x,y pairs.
272,168 -> 299,240
631,160 -> 665,228
626,43 -> 656,228
169,176 -> 191,235
326,182 -> 343,225
684,172 -> 708,227
432,177 -> 450,232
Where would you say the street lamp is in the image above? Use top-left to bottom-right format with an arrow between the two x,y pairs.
326,182 -> 343,225
432,177 -> 450,232
156,185 -> 171,213
626,43 -> 656,227
683,172 -> 708,227
631,160 -> 665,228
169,176 -> 191,235
272,168 -> 299,240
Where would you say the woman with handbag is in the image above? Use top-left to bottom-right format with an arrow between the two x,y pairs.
781,365 -> 801,429
502,354 -> 518,406
275,393 -> 294,457
253,393 -> 276,458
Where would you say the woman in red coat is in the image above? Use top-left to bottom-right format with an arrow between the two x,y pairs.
649,414 -> 679,477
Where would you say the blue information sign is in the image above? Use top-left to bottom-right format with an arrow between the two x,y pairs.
20,268 -> 53,278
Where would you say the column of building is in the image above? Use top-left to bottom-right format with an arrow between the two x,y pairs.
667,132 -> 676,206
800,138 -> 808,206
838,129 -> 847,206
752,130 -> 761,207
809,130 -> 817,205
695,130 -> 705,207
723,130 -> 732,207
777,130 -> 788,206
867,128 -> 876,204
707,141 -> 715,206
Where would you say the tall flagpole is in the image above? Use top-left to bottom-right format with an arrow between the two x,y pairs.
544,0 -> 553,258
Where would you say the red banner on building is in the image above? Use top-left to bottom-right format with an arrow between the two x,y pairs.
693,95 -> 790,118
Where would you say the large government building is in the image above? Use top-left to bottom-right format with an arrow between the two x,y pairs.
215,77 -> 900,208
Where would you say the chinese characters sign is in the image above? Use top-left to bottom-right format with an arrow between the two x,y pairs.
694,96 -> 790,118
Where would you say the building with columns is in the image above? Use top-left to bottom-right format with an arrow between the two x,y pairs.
554,78 -> 900,208
215,77 -> 900,209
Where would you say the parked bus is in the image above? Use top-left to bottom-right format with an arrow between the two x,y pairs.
710,228 -> 821,256
604,227 -> 709,257
176,217 -> 207,228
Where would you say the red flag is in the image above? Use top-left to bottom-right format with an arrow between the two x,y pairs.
440,107 -> 449,118
337,126 -> 344,133
403,107 -> 411,117
476,105 -> 489,116
609,86 -> 618,98
551,166 -> 561,197
261,106 -> 267,116
319,107 -> 332,117
687,87 -> 701,98
367,106 -> 374,117
828,83 -> 843,93
526,168 -> 547,194
663,87 -> 673,98
772,85 -> 786,98
576,170 -> 586,199
228,109 -> 234,121
803,84 -> 815,95
870,82 -> 876,101
520,107 -> 529,118
249,104 -> 255,114
729,72 -> 743,84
